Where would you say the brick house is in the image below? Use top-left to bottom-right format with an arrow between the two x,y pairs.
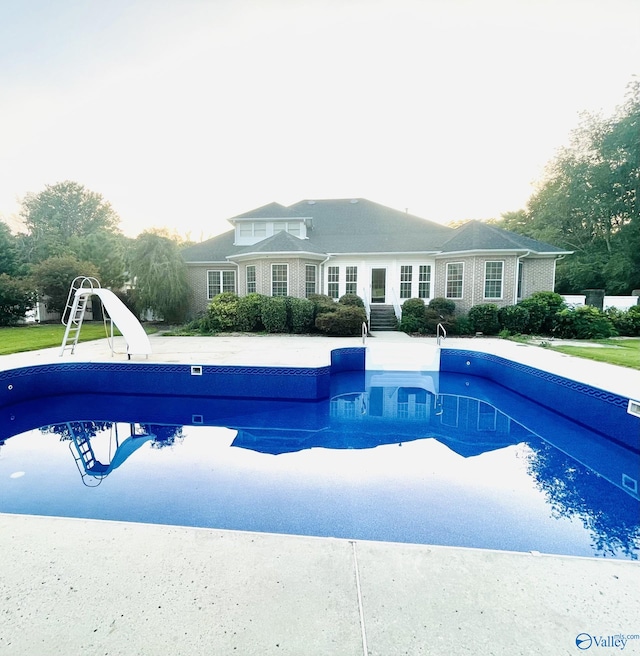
181,198 -> 570,321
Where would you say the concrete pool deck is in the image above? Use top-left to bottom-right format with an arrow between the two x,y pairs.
1,332 -> 640,655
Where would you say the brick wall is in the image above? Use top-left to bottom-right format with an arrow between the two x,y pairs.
435,255 -> 552,313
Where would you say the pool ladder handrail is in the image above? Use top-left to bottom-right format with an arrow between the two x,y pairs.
60,276 -> 102,356
362,321 -> 368,345
436,322 -> 447,346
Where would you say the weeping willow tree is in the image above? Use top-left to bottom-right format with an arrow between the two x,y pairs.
128,230 -> 190,323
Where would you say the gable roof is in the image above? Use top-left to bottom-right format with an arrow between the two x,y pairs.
231,229 -> 326,258
440,220 -> 571,254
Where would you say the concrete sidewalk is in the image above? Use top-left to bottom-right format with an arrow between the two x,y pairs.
1,513 -> 639,656
1,332 -> 640,655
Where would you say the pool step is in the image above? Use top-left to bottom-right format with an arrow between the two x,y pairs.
366,342 -> 440,371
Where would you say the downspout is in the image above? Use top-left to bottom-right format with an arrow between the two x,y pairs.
319,254 -> 332,296
515,251 -> 530,304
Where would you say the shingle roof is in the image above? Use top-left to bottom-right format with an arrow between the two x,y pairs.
181,230 -> 236,262
286,198 -> 452,253
231,230 -> 326,256
439,220 -> 570,254
230,202 -> 308,220
181,200 -> 569,264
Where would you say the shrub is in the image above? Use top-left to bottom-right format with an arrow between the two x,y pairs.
236,293 -> 265,332
452,314 -> 474,336
261,296 -> 288,333
399,315 -> 425,334
315,305 -> 367,336
467,303 -> 500,335
555,306 -> 618,339
605,306 -> 640,336
338,293 -> 365,308
498,304 -> 530,334
428,297 -> 456,315
308,294 -> 337,316
206,292 -> 239,331
289,297 -> 315,333
399,298 -> 426,334
518,291 -> 566,334
0,274 -> 34,325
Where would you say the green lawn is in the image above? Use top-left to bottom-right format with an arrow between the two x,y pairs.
0,323 -> 131,355
548,339 -> 640,371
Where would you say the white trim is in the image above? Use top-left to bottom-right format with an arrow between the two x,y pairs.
483,260 -> 504,300
270,262 -> 289,297
445,262 -> 464,300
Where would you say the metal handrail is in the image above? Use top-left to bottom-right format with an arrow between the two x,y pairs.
362,321 -> 368,345
436,322 -> 447,346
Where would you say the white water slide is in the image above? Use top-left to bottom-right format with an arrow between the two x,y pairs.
60,277 -> 152,357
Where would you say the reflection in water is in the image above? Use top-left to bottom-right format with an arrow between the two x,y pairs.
1,370 -> 638,558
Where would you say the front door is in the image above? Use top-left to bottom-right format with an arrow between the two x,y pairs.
371,268 -> 386,303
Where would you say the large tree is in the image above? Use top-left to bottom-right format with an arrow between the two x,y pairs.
20,181 -> 121,263
31,255 -> 100,315
0,221 -> 20,276
127,230 -> 190,323
494,79 -> 640,294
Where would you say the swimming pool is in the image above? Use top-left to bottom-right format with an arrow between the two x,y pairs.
1,348 -> 638,560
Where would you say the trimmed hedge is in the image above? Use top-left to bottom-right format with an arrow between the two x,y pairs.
261,296 -> 288,333
290,297 -> 315,333
205,292 -> 239,331
236,293 -> 265,332
315,305 -> 367,336
498,304 -> 530,334
468,303 -> 500,335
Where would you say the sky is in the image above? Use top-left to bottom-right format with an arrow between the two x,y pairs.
1,0 -> 639,240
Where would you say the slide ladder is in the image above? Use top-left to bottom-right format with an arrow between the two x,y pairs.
59,276 -> 152,358
60,276 -> 101,355
67,423 -> 108,487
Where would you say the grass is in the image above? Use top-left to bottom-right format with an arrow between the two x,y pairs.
0,323 -> 158,356
547,338 -> 640,371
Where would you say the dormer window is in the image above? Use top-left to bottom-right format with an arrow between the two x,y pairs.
239,222 -> 267,239
274,221 -> 301,236
235,219 -> 305,245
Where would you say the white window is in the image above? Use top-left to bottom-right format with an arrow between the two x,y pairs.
446,263 -> 463,299
271,264 -> 288,296
345,266 -> 358,295
288,223 -> 301,237
273,221 -> 302,237
238,222 -> 267,239
418,265 -> 431,299
305,265 -> 317,297
484,261 -> 504,299
207,270 -> 236,299
400,265 -> 412,299
327,266 -> 339,299
246,265 -> 256,294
